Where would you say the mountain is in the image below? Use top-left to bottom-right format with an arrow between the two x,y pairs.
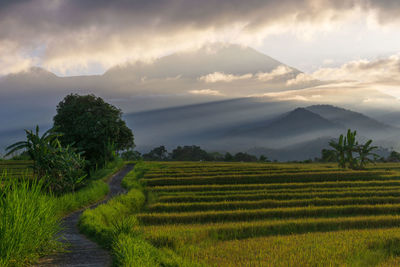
306,105 -> 393,132
124,102 -> 400,161
376,111 -> 400,128
230,108 -> 343,138
104,43 -> 300,79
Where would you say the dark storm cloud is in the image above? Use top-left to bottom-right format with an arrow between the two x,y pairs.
1,0 -> 400,74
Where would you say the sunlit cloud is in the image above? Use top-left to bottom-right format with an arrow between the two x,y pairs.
189,89 -> 223,96
199,72 -> 252,83
256,65 -> 293,81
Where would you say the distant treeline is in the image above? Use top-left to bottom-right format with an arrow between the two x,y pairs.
121,145 -> 269,162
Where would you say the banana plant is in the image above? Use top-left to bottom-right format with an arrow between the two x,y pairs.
329,134 -> 346,168
344,129 -> 358,169
6,126 -> 61,177
356,139 -> 379,169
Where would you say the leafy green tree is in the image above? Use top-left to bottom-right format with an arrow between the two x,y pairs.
170,145 -> 211,161
53,94 -> 134,168
233,152 -> 258,162
224,152 -> 233,162
121,150 -> 142,161
321,149 -> 337,162
143,146 -> 169,161
387,151 -> 400,162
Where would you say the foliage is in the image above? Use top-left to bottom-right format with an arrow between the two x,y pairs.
121,149 -> 142,161
143,145 -> 265,162
0,177 -> 60,266
143,146 -> 169,161
6,126 -> 60,177
53,94 -> 134,168
170,145 -> 211,161
328,129 -> 378,169
0,159 -> 125,266
387,151 -> 400,162
5,126 -> 87,194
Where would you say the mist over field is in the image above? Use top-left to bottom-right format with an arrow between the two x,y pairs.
1,0 -> 400,161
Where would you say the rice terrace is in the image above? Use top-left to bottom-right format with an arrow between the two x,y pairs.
3,0 -> 400,266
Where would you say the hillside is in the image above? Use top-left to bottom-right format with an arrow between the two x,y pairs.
104,43 -> 300,79
306,105 -> 393,132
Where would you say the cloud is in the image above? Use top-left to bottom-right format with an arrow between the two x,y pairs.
189,89 -> 223,96
311,55 -> 400,83
199,72 -> 252,83
286,73 -> 317,86
0,41 -> 35,75
256,65 -> 293,81
1,0 -> 400,75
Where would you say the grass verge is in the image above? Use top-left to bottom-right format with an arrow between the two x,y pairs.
0,158 -> 126,266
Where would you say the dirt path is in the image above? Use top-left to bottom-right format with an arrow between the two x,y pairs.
38,164 -> 134,267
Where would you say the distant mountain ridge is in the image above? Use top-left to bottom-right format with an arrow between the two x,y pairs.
306,105 -> 394,132
124,102 -> 398,160
104,43 -> 300,79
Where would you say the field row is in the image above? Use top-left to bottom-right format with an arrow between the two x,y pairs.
141,215 -> 400,243
142,171 -> 394,186
154,185 -> 400,197
139,203 -> 400,225
155,189 -> 400,203
149,179 -> 400,192
147,196 -> 400,212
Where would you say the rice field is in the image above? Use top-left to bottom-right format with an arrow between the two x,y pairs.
137,162 -> 400,266
0,160 -> 33,178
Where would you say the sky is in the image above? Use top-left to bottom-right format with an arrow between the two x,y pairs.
1,0 -> 400,108
1,0 -> 400,76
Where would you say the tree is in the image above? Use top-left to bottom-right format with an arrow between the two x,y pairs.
321,148 -> 337,162
224,152 -> 233,162
121,150 -> 142,161
53,94 -> 134,168
233,152 -> 258,162
143,146 -> 169,161
387,151 -> 400,162
170,145 -> 211,161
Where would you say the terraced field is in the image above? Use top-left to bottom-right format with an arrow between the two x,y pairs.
137,162 -> 400,266
0,160 -> 33,178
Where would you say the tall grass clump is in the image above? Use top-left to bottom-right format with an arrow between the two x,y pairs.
0,177 -> 60,266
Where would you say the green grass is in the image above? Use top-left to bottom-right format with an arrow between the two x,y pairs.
0,159 -> 126,266
0,178 -> 60,266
